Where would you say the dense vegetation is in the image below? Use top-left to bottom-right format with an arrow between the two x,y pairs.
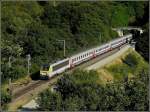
131,2 -> 149,62
106,49 -> 148,81
135,24 -> 149,62
1,1 -> 149,108
37,67 -> 149,111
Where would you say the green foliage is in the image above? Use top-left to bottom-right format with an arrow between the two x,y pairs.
107,64 -> 129,81
1,38 -> 23,59
1,1 -> 148,107
123,53 -> 139,67
111,5 -> 129,27
1,59 -> 27,83
63,96 -> 84,111
37,89 -> 62,111
1,90 -> 11,108
124,72 -> 149,111
56,70 -> 99,99
37,69 -> 149,111
107,51 -> 148,81
2,1 -> 147,84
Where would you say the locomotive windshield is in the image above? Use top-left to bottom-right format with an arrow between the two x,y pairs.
41,64 -> 49,71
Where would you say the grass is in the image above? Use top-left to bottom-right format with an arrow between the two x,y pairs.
96,48 -> 148,84
2,75 -> 32,96
97,69 -> 113,85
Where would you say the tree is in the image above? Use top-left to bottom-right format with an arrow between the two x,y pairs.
63,96 -> 84,111
37,89 -> 62,111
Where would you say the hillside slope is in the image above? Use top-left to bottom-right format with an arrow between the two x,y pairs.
96,48 -> 148,85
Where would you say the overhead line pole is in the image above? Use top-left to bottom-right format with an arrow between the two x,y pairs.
26,54 -> 31,76
64,40 -> 65,57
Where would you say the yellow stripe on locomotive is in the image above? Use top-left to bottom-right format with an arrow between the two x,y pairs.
40,64 -> 53,76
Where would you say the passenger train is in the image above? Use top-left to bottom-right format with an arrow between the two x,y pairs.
40,34 -> 132,79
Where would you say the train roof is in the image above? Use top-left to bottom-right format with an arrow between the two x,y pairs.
51,58 -> 69,67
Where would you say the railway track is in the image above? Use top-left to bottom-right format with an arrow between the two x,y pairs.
11,44 -> 127,103
13,80 -> 45,99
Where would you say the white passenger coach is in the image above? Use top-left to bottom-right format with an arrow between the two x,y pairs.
40,34 -> 132,78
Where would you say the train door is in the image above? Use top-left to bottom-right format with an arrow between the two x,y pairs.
109,43 -> 112,51
69,58 -> 74,68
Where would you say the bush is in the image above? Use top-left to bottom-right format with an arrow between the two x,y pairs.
37,69 -> 149,111
37,89 -> 62,111
1,91 -> 11,106
123,53 -> 139,67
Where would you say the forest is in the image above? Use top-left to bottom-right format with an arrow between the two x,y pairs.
37,68 -> 149,111
1,1 -> 149,109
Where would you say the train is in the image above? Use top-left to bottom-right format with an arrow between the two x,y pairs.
40,34 -> 132,79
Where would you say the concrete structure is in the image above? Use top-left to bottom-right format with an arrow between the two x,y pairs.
112,27 -> 143,36
21,99 -> 38,111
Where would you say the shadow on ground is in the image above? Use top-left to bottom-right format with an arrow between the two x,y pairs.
30,71 -> 40,80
